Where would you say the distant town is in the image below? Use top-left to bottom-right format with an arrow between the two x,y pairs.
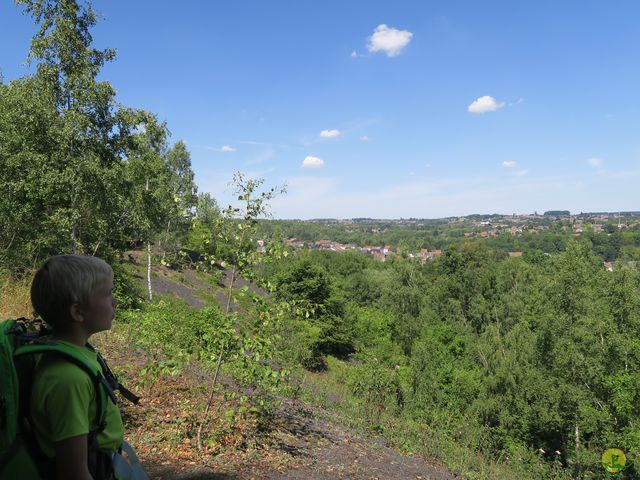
260,211 -> 640,269
303,210 -> 640,227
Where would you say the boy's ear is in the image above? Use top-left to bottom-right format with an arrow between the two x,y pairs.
69,303 -> 84,324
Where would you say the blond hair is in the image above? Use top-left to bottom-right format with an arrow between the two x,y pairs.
31,255 -> 113,329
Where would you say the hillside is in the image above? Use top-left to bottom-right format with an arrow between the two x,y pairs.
106,254 -> 459,479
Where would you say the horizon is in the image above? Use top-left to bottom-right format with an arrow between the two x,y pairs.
265,210 -> 640,222
1,1 -> 639,219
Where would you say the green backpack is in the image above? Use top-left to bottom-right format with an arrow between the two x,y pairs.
0,318 -> 140,480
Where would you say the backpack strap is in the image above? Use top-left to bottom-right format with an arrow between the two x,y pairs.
87,343 -> 140,405
14,343 -> 111,434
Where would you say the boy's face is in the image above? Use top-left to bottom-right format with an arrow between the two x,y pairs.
81,275 -> 117,335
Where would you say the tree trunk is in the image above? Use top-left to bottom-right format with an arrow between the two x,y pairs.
196,265 -> 238,451
225,265 -> 237,316
146,176 -> 153,302
574,423 -> 581,479
69,132 -> 77,254
147,241 -> 153,301
196,344 -> 225,451
625,350 -> 628,371
71,225 -> 78,254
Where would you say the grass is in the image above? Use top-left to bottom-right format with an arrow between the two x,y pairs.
0,272 -> 32,319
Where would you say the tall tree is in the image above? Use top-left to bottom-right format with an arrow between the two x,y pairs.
17,0 -> 121,253
166,140 -> 197,220
0,0 -> 180,272
159,140 -> 198,258
0,76 -> 63,267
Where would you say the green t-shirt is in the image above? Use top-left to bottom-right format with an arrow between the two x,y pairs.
30,341 -> 125,458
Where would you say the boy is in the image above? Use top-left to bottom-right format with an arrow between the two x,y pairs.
29,255 -> 142,480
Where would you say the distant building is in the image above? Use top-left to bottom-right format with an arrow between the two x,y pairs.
287,238 -> 305,249
310,240 -> 334,250
414,248 -> 444,264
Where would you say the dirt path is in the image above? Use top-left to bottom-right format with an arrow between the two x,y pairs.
138,394 -> 460,480
262,398 -> 460,480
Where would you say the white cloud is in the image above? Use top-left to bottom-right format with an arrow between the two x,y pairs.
468,96 -> 506,114
351,50 -> 358,58
587,157 -> 603,167
221,145 -> 237,152
302,156 -> 325,169
502,160 -> 518,168
360,135 -> 370,141
367,24 -> 413,57
516,169 -> 529,177
320,129 -> 341,138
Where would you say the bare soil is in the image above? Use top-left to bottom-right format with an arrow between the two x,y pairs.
258,398 -> 460,480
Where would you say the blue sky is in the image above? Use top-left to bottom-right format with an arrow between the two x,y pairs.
1,1 -> 639,219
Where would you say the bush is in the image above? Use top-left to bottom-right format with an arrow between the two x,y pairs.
346,361 -> 403,426
112,261 -> 144,310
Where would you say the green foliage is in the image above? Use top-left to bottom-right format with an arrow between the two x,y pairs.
157,140 -> 198,262
351,306 -> 403,365
0,0 -> 197,273
186,193 -> 221,254
272,258 -> 354,360
118,298 -> 285,392
119,300 -> 221,359
260,234 -> 640,478
274,259 -> 333,315
409,321 -> 481,421
347,361 -> 403,428
111,260 -> 143,310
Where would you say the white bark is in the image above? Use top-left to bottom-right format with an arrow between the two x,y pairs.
147,241 -> 153,301
574,423 -> 580,478
146,176 -> 153,302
